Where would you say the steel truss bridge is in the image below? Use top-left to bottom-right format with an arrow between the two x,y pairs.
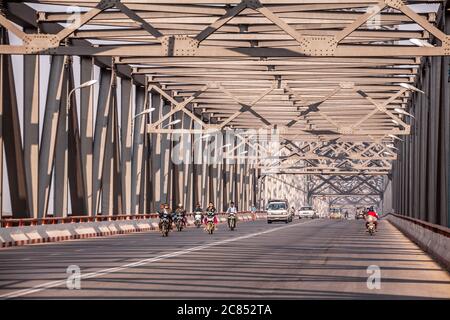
0,0 -> 449,217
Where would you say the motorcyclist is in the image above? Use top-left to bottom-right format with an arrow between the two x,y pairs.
157,203 -> 164,217
158,203 -> 172,231
194,203 -> 203,226
290,206 -> 295,220
363,207 -> 369,218
204,202 -> 218,228
226,202 -> 237,228
365,206 -> 379,231
194,202 -> 203,214
174,203 -> 187,227
194,202 -> 203,216
163,203 -> 173,230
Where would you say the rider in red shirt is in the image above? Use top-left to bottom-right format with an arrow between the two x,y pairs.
365,207 -> 379,230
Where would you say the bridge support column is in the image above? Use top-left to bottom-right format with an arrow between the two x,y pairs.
92,69 -> 114,215
155,96 -> 172,208
23,52 -> 39,219
0,27 -> 3,218
131,85 -> 147,214
52,60 -> 70,218
1,31 -> 28,218
120,78 -> 133,214
172,111 -> 190,210
38,56 -> 66,218
192,120 -> 201,208
101,73 -> 122,216
80,57 -> 94,216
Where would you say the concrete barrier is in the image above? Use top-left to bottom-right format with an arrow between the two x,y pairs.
387,214 -> 450,271
0,213 -> 267,248
0,218 -> 155,248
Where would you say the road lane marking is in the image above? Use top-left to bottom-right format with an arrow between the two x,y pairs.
0,219 -> 318,299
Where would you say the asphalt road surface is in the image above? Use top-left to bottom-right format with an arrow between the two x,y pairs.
0,218 -> 449,299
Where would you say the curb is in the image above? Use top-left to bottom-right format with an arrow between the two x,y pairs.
0,215 -> 266,248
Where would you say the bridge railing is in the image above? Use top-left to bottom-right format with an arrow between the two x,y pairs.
385,213 -> 449,271
385,213 -> 450,237
0,211 -> 266,228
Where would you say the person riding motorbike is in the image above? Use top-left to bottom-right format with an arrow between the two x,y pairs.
204,202 -> 218,230
174,203 -> 187,227
365,207 -> 379,231
158,203 -> 172,231
194,203 -> 203,227
226,202 -> 237,229
163,203 -> 174,230
290,206 -> 295,220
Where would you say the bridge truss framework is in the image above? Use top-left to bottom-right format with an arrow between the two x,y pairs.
0,0 -> 448,218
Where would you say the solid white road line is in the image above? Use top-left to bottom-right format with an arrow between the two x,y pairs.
0,219 -> 318,299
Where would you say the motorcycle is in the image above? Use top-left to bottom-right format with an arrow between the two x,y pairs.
160,218 -> 170,237
366,216 -> 377,236
227,214 -> 236,231
175,215 -> 184,231
205,216 -> 216,234
367,221 -> 376,236
194,213 -> 202,228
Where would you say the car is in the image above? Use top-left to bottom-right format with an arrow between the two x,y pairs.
266,200 -> 290,224
329,208 -> 343,219
329,212 -> 343,219
298,206 -> 317,219
355,208 -> 364,220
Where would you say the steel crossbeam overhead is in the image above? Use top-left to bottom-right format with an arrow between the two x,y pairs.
0,0 -> 448,218
308,174 -> 386,207
1,0 -> 449,57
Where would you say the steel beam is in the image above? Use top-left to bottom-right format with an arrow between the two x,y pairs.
38,56 -> 66,217
92,68 -> 113,215
130,85 -> 146,214
53,59 -> 71,217
23,52 -> 40,218
80,57 -> 94,216
120,77 -> 133,214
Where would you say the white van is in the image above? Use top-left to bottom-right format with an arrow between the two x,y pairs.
266,200 -> 290,224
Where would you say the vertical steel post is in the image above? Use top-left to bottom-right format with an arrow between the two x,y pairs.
130,85 -> 145,214
150,92 -> 161,211
80,57 -> 94,216
1,33 -> 28,218
0,26 -> 4,218
120,78 -> 133,214
38,56 -> 65,217
53,59 -> 70,217
23,51 -> 39,219
92,68 -> 113,215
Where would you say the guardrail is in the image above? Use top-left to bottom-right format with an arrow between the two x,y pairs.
385,213 -> 450,238
0,211 -> 263,228
385,213 -> 450,271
